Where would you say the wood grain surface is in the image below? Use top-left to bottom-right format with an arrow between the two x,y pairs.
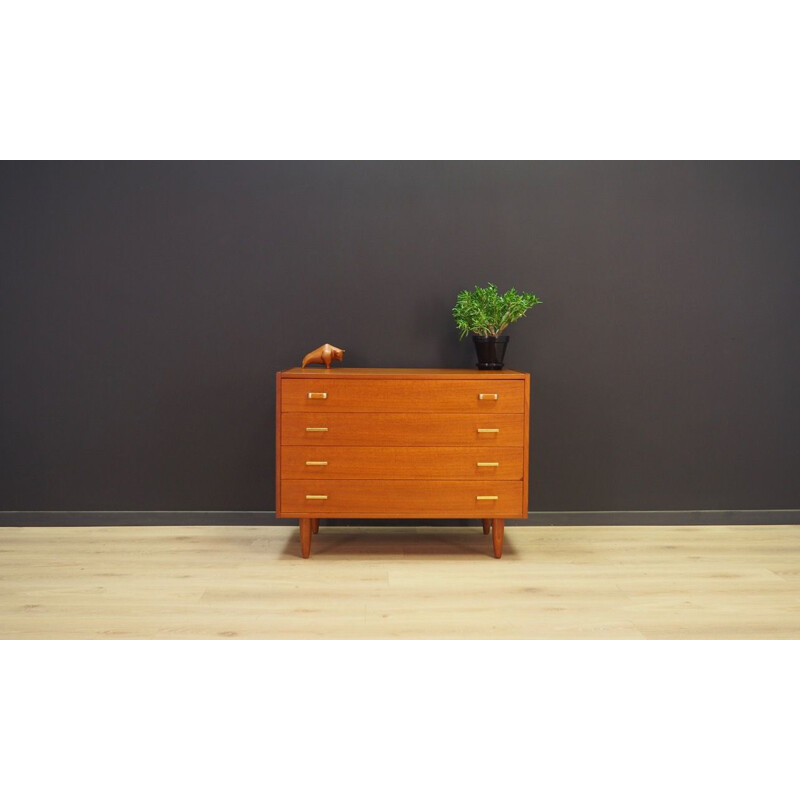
2,524 -> 799,639
281,378 -> 525,413
281,479 -> 525,517
280,446 -> 524,480
281,368 -> 526,379
280,412 -> 525,447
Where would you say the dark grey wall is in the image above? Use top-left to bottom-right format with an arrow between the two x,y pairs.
1,162 -> 799,522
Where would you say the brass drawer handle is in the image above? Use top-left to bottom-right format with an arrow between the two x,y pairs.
307,392 -> 327,399
477,428 -> 500,433
476,495 -> 499,500
305,461 -> 328,466
477,462 -> 499,467
305,427 -> 328,432
479,393 -> 498,400
305,495 -> 328,500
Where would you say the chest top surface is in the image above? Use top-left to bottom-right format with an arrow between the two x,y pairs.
280,368 -> 527,379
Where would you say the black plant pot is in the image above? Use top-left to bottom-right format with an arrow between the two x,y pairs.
472,335 -> 509,370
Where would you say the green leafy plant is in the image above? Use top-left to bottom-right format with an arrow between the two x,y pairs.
453,283 -> 542,339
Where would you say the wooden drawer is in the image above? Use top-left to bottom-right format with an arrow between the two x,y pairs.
281,446 -> 524,480
281,413 -> 524,447
281,479 -> 524,517
281,378 -> 525,413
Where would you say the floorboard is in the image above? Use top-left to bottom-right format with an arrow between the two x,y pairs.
1,524 -> 798,639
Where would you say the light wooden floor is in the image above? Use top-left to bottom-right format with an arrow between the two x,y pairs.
1,524 -> 799,639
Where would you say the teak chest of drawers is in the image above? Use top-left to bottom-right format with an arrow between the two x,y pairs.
275,368 -> 530,558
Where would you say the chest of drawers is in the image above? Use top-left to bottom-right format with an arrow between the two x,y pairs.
275,368 -> 530,558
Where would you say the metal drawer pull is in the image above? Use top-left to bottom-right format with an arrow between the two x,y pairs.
305,427 -> 328,432
305,495 -> 328,500
307,392 -> 327,399
305,461 -> 328,466
477,462 -> 499,467
477,495 -> 499,500
477,428 -> 500,433
478,393 -> 498,400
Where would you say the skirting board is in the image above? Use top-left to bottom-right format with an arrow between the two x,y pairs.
2,510 -> 800,526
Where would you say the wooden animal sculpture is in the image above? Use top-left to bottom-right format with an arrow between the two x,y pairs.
301,343 -> 345,369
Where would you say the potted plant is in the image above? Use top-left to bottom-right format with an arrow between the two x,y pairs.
452,283 -> 542,369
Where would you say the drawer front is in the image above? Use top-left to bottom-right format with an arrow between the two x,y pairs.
282,446 -> 523,480
281,479 -> 524,517
281,413 -> 524,447
281,379 -> 525,413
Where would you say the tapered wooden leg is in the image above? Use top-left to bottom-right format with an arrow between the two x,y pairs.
492,518 -> 504,558
300,519 -> 312,558
311,519 -> 319,535
482,519 -> 491,535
